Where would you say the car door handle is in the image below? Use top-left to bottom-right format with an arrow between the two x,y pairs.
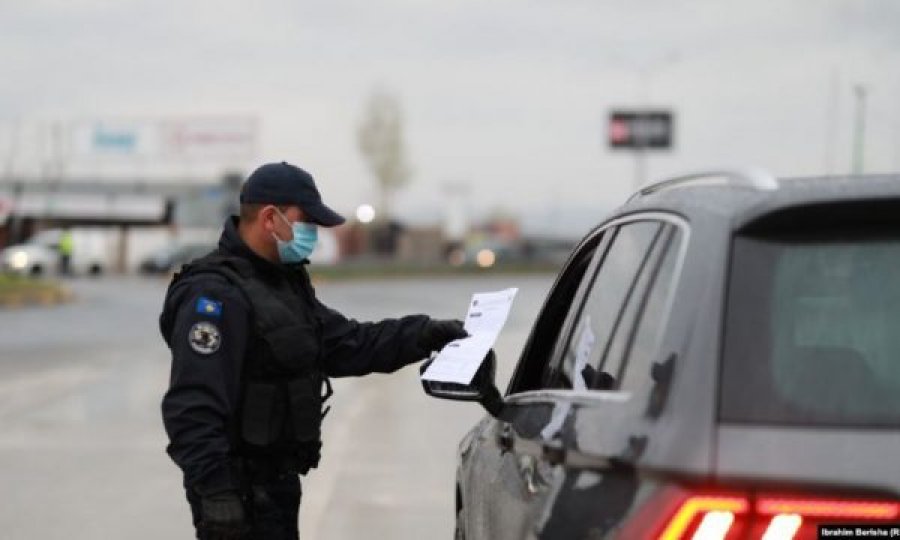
620,435 -> 648,462
498,423 -> 513,452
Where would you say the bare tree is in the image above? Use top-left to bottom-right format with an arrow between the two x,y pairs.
356,89 -> 411,221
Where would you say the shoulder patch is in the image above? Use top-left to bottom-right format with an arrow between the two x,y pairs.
188,321 -> 222,355
196,296 -> 223,318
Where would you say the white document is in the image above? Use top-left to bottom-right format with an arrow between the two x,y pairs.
421,288 -> 519,384
572,316 -> 595,391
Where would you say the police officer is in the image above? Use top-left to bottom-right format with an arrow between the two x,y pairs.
160,162 -> 467,539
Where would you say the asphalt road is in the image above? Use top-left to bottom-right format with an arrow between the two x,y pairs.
0,273 -> 553,539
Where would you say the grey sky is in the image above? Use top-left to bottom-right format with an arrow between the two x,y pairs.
2,0 -> 899,227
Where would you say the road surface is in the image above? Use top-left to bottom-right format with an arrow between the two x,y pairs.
0,273 -> 553,539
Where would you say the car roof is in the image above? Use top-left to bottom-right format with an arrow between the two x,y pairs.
611,173 -> 900,231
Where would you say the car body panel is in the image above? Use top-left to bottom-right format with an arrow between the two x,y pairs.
716,425 -> 900,495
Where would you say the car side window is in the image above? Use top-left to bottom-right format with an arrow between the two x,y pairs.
617,228 -> 683,411
557,221 -> 663,390
594,227 -> 671,388
506,231 -> 607,395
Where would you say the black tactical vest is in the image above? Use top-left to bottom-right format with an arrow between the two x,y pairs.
168,252 -> 332,474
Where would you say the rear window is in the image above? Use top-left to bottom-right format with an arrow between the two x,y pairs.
721,230 -> 900,427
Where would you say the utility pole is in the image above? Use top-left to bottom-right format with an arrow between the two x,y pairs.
3,120 -> 20,180
632,52 -> 679,188
851,85 -> 867,175
823,70 -> 840,176
0,121 -> 24,244
51,120 -> 65,181
634,147 -> 647,190
894,98 -> 900,172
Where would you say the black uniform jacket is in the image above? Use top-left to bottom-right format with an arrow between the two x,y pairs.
160,217 -> 430,495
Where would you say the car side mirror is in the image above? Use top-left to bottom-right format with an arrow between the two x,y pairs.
420,349 -> 505,418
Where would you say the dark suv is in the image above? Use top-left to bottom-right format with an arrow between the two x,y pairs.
424,170 -> 900,540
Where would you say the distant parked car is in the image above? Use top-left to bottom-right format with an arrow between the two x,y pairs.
0,228 -> 110,277
139,243 -> 215,274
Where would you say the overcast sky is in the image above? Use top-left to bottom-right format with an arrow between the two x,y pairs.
2,0 -> 899,229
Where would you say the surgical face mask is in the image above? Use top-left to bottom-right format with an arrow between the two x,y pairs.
272,210 -> 318,263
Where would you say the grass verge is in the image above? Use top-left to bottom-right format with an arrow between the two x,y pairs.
0,273 -> 73,308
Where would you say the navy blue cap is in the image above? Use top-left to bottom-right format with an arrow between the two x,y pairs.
239,162 -> 346,227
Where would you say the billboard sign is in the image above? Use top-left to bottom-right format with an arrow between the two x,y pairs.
608,110 -> 674,150
71,121 -> 157,156
70,116 -> 257,160
160,117 -> 257,159
92,127 -> 138,153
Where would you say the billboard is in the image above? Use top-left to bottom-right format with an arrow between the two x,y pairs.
71,121 -> 157,156
70,116 -> 258,160
608,110 -> 674,150
160,117 -> 257,159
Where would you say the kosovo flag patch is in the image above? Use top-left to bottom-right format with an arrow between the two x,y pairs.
196,297 -> 222,318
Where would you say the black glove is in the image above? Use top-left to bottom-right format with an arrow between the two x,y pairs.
200,490 -> 246,540
418,319 -> 468,352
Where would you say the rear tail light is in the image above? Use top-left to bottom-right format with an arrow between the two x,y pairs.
621,486 -> 900,540
659,495 -> 749,539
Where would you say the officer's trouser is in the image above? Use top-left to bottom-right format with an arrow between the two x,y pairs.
187,474 -> 302,540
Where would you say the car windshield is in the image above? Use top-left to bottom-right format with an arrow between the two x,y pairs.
721,230 -> 900,428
